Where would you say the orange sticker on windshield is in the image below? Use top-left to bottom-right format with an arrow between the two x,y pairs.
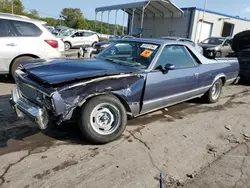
140,50 -> 153,58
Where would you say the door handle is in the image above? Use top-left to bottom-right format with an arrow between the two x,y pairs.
6,43 -> 17,47
194,73 -> 199,77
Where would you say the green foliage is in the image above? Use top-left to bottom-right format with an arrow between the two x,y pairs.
0,1 -> 127,35
0,0 -> 24,15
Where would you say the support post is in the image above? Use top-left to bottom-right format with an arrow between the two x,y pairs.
140,2 -> 150,38
107,11 -> 110,38
100,11 -> 104,34
122,9 -> 126,35
95,12 -> 97,32
198,0 -> 207,42
130,8 -> 136,34
114,10 -> 118,36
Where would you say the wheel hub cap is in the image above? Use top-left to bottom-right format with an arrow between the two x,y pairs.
90,103 -> 120,135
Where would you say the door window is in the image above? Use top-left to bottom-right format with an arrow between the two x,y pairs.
154,45 -> 196,70
83,32 -> 94,37
0,19 -> 16,37
10,20 -> 42,36
73,32 -> 84,37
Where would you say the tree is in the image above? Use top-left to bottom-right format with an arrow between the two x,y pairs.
60,8 -> 84,28
0,0 -> 23,14
27,9 -> 39,19
42,17 -> 58,26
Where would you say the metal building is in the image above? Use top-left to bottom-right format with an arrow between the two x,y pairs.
95,0 -> 250,42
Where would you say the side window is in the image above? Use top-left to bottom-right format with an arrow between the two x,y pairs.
0,19 -> 9,37
223,39 -> 230,46
154,45 -> 196,70
83,32 -> 94,37
10,20 -> 42,37
74,32 -> 83,37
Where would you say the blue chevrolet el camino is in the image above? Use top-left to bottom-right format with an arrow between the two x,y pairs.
10,38 -> 240,143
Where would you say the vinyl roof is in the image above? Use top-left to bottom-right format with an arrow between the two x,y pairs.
95,0 -> 184,18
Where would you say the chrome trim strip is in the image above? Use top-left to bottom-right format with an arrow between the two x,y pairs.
136,94 -> 204,118
143,85 -> 210,105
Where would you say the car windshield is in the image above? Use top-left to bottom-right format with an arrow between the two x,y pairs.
96,41 -> 160,69
58,29 -> 75,36
201,38 -> 225,45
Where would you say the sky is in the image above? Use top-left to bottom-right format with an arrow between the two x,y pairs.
22,0 -> 250,25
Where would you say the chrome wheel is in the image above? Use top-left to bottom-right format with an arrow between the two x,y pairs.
90,103 -> 121,135
64,42 -> 70,51
211,82 -> 221,100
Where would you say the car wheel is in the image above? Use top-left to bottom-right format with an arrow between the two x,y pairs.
92,42 -> 97,47
204,79 -> 223,103
11,56 -> 34,77
78,95 -> 127,144
64,42 -> 71,51
215,51 -> 221,58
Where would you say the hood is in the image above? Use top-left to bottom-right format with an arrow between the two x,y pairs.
22,59 -> 140,85
198,43 -> 218,49
232,30 -> 250,52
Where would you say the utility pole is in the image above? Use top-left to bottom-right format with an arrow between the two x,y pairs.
12,0 -> 14,14
198,0 -> 207,42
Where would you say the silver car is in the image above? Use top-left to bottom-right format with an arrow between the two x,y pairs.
60,30 -> 99,51
161,36 -> 203,54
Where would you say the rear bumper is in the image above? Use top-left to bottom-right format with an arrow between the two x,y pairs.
9,87 -> 49,130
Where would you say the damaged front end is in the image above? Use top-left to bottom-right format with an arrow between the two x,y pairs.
10,69 -> 146,130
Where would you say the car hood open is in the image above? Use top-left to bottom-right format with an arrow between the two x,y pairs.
231,30 -> 250,52
21,58 -> 140,85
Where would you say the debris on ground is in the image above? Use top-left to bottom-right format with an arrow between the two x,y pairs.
243,133 -> 250,140
225,125 -> 232,130
226,134 -> 240,144
206,144 -> 217,157
186,174 -> 194,179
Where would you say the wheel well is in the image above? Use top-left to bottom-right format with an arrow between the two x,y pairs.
9,54 -> 39,74
83,93 -> 132,113
64,41 -> 71,45
220,77 -> 226,85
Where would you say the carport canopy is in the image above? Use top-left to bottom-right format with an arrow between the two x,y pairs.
95,0 -> 184,18
95,0 -> 184,36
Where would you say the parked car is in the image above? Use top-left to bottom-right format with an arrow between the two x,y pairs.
231,30 -> 250,82
199,37 -> 233,58
61,30 -> 99,51
10,38 -> 239,144
0,13 -> 64,76
46,26 -> 54,33
161,36 -> 203,54
78,35 -> 135,58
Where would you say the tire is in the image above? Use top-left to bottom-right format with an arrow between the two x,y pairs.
64,42 -> 71,51
11,56 -> 34,77
215,51 -> 221,58
78,95 -> 127,144
204,79 -> 223,103
92,42 -> 97,47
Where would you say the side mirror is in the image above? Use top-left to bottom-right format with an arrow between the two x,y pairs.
71,35 -> 75,38
165,64 -> 175,70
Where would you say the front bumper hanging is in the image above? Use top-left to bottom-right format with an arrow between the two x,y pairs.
9,87 -> 49,130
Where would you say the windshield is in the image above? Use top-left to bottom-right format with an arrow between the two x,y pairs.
96,41 -> 160,69
201,38 -> 225,45
58,29 -> 75,37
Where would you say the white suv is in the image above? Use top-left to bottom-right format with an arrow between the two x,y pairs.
0,13 -> 64,76
60,30 -> 99,50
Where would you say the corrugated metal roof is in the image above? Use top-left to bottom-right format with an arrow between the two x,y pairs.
95,0 -> 184,18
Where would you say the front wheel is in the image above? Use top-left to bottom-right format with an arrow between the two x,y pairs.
204,79 -> 223,103
64,42 -> 71,51
78,95 -> 127,144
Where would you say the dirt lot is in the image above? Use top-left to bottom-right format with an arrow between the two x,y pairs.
0,75 -> 250,188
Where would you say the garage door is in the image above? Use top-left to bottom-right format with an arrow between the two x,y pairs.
195,21 -> 213,42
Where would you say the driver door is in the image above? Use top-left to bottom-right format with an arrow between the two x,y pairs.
71,31 -> 84,46
141,45 -> 200,113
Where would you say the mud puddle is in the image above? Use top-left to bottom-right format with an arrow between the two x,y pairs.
0,122 -> 91,156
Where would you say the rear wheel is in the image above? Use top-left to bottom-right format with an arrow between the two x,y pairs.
64,42 -> 71,51
78,95 -> 127,144
11,56 -> 34,77
204,79 -> 223,103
